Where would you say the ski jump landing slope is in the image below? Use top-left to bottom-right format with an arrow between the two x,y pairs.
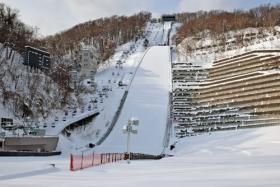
97,46 -> 171,155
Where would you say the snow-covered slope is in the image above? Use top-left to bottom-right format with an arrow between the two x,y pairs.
55,22 -> 169,152
96,46 -> 171,155
177,27 -> 280,68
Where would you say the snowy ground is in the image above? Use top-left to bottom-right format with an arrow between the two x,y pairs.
1,126 -> 280,186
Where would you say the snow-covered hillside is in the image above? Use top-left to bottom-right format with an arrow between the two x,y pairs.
53,22 -> 172,153
177,27 -> 280,68
0,47 -> 65,123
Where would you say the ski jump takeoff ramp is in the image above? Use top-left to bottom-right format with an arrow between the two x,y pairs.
96,46 -> 171,155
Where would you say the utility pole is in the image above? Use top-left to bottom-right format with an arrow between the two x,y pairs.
123,118 -> 139,164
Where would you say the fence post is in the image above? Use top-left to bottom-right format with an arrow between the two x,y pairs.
101,153 -> 103,164
70,154 -> 74,171
92,152 -> 94,166
81,153 -> 84,169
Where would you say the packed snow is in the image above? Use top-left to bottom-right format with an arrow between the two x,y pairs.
1,126 -> 280,186
95,46 -> 171,155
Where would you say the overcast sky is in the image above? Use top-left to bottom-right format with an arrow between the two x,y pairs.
1,0 -> 279,36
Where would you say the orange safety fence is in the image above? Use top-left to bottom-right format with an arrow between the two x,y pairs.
70,152 -> 125,171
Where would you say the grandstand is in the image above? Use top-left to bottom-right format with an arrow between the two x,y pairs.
173,50 -> 280,137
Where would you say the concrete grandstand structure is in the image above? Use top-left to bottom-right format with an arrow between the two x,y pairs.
171,62 -> 208,137
173,50 -> 280,137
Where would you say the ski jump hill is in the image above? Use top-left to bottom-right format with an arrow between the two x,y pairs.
96,46 -> 171,155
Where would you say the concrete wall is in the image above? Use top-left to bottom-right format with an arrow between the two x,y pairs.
3,136 -> 59,152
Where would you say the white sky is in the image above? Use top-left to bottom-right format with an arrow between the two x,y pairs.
1,0 -> 278,36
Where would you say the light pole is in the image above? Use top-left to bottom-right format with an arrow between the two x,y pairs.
123,118 -> 139,164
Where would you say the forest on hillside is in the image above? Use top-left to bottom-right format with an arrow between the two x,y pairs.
175,4 -> 280,44
0,3 -> 37,52
41,12 -> 151,65
0,2 -> 151,118
0,2 -> 151,65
